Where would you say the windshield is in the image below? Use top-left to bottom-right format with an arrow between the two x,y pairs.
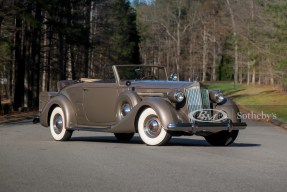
116,65 -> 167,81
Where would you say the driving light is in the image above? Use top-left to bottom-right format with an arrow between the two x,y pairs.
210,90 -> 225,104
174,91 -> 185,102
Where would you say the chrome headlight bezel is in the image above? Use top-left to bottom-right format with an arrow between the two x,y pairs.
168,90 -> 185,103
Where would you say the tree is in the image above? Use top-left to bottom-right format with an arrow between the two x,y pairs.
268,1 -> 287,91
0,0 -> 140,112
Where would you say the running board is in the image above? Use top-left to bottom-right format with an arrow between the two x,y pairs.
70,126 -> 112,132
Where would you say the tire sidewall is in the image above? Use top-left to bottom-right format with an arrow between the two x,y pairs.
50,107 -> 68,141
138,108 -> 170,146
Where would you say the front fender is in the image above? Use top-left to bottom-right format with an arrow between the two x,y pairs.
40,95 -> 77,129
110,97 -> 181,133
215,98 -> 241,123
137,97 -> 180,130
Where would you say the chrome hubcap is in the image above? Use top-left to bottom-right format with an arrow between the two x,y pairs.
53,114 -> 63,134
144,117 -> 161,138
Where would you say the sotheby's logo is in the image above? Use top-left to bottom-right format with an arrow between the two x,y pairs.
189,109 -> 228,122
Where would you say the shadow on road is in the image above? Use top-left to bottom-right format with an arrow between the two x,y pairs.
70,136 -> 143,145
70,136 -> 261,147
169,138 -> 261,147
0,118 -> 34,126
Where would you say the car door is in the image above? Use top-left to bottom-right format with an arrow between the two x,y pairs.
82,82 -> 119,126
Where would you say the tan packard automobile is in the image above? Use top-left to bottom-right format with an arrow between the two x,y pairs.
38,65 -> 246,146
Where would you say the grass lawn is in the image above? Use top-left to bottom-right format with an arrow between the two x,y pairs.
205,82 -> 287,123
205,81 -> 246,95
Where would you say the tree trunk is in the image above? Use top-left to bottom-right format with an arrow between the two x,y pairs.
252,66 -> 256,85
212,41 -> 217,81
31,3 -> 42,108
258,71 -> 261,85
247,61 -> 250,85
0,17 -> 2,38
66,45 -> 72,80
58,32 -> 65,80
0,17 -> 2,111
176,20 -> 181,80
212,15 -> 217,82
13,15 -> 25,110
269,67 -> 274,85
23,25 -> 30,108
226,0 -> 238,84
42,12 -> 48,92
84,0 -> 91,77
202,25 -> 207,82
47,26 -> 52,91
239,53 -> 243,84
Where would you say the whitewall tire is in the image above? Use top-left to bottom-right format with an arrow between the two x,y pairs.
138,108 -> 171,146
49,107 -> 72,141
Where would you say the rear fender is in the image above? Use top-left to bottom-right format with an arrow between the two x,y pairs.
115,90 -> 141,122
40,95 -> 77,129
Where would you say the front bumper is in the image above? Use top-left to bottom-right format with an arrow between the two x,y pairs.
167,120 -> 247,133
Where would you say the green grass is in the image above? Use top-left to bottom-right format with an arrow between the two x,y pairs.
233,92 -> 287,123
204,82 -> 287,123
205,81 -> 246,95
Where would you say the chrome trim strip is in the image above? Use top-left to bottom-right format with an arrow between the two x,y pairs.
137,92 -> 165,96
167,122 -> 247,132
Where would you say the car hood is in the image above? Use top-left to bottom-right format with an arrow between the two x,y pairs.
129,80 -> 200,90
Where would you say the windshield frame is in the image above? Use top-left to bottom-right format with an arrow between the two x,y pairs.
113,65 -> 168,83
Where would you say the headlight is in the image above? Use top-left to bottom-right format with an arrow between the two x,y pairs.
210,90 -> 225,104
168,90 -> 185,103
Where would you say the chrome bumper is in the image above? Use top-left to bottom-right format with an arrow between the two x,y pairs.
167,121 -> 247,133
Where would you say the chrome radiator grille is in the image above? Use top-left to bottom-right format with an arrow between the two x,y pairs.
185,87 -> 210,121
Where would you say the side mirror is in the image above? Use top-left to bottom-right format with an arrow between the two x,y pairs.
169,73 -> 178,81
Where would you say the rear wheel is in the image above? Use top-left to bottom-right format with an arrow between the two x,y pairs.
50,107 -> 72,141
114,133 -> 134,142
138,108 -> 171,146
204,130 -> 239,146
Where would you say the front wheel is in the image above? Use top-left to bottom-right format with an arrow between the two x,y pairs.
204,130 -> 239,146
50,107 -> 73,141
138,108 -> 171,146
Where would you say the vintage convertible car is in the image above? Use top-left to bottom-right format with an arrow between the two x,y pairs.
38,65 -> 246,146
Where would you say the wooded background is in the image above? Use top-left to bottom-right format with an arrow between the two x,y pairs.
0,0 -> 287,112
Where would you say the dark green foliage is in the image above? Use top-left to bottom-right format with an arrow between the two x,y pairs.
218,55 -> 233,81
218,35 -> 234,81
94,0 -> 140,65
0,0 -> 140,111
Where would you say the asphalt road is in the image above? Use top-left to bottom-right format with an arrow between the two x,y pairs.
0,119 -> 287,192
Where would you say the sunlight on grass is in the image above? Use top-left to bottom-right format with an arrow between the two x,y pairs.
204,81 -> 287,123
205,81 -> 246,95
234,92 -> 287,122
